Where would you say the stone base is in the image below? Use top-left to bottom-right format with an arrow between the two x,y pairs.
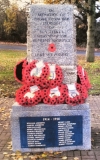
11,103 -> 91,152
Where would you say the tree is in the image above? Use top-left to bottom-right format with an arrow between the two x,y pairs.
86,0 -> 95,62
3,3 -> 27,42
16,8 -> 27,42
3,4 -> 18,37
0,0 -> 10,40
73,0 -> 96,62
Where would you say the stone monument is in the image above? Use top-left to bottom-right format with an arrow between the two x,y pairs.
11,4 -> 91,152
27,4 -> 77,84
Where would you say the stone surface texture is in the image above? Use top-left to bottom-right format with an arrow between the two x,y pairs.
27,4 -> 77,84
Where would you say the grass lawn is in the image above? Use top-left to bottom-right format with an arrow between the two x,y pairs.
0,50 -> 100,97
0,50 -> 27,97
78,55 -> 100,95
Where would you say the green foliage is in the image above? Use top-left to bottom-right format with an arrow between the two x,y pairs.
0,50 -> 26,97
3,4 -> 18,35
78,55 -> 100,95
44,0 -> 83,4
0,1 -> 27,43
16,8 -> 27,43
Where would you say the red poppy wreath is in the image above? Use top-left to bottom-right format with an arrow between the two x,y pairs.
15,85 -> 43,106
47,64 -> 63,88
14,59 -> 28,84
77,65 -> 91,90
43,85 -> 66,105
23,60 -> 50,88
65,83 -> 88,106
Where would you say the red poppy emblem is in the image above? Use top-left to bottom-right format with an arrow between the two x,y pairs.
48,43 -> 56,52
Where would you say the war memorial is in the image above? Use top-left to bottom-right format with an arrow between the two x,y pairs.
11,4 -> 91,152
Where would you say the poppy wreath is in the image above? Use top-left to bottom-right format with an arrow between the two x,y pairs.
22,59 -> 29,82
14,59 -> 28,84
65,83 -> 88,106
47,64 -> 63,88
43,84 -> 66,105
77,65 -> 91,90
23,60 -> 50,88
15,85 -> 43,106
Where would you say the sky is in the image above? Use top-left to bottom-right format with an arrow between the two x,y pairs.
95,2 -> 100,22
96,2 -> 100,13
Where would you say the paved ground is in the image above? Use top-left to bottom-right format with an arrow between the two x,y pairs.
0,96 -> 100,160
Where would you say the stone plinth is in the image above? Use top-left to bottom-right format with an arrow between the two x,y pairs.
11,103 -> 91,152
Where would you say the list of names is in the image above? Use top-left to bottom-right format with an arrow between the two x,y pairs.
58,121 -> 76,146
27,122 -> 46,147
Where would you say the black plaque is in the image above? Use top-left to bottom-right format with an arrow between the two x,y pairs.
19,116 -> 83,148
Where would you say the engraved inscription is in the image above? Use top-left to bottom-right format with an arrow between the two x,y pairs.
27,122 -> 46,147
58,121 -> 76,146
19,116 -> 83,148
27,5 -> 76,66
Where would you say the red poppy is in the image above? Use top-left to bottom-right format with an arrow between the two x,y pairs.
48,43 -> 56,52
23,61 -> 50,88
43,84 -> 66,105
15,85 -> 43,107
48,64 -> 63,88
77,65 -> 91,90
64,83 -> 88,106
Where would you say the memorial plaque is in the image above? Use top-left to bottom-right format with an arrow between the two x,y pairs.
19,116 -> 83,148
11,103 -> 91,152
27,4 -> 76,66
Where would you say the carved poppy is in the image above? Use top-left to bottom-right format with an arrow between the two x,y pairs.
48,43 -> 56,52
